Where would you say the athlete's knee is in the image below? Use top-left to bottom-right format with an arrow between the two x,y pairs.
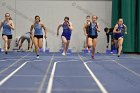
63,40 -> 67,44
39,46 -> 42,49
88,44 -> 92,48
4,39 -> 8,42
88,46 -> 91,49
118,44 -> 122,47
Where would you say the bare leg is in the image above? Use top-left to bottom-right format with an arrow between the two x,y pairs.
28,42 -> 30,50
61,36 -> 67,55
92,39 -> 97,55
33,37 -> 39,56
66,40 -> 70,53
18,39 -> 22,49
118,37 -> 123,57
114,39 -> 118,49
38,38 -> 43,49
86,36 -> 90,53
7,39 -> 12,50
2,35 -> 8,54
88,38 -> 92,48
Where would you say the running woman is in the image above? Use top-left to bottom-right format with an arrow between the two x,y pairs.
57,17 -> 73,56
88,15 -> 100,59
0,13 -> 15,54
83,15 -> 91,53
30,15 -> 47,58
113,18 -> 127,57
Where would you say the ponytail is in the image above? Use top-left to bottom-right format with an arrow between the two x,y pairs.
9,17 -> 12,20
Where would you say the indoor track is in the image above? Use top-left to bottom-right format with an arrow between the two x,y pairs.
0,52 -> 140,93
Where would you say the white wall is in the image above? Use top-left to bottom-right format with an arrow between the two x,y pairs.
0,0 -> 112,53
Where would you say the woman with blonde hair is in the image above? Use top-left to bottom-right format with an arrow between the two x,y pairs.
87,15 -> 100,59
0,13 -> 15,54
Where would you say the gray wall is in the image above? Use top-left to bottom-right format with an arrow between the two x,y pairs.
0,0 -> 112,52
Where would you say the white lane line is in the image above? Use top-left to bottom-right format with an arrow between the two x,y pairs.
0,59 -> 20,61
0,62 -> 27,86
79,55 -> 108,93
33,60 -> 43,62
0,53 -> 29,75
0,60 -> 6,62
46,62 -> 57,93
46,60 -> 79,93
85,61 -> 93,63
54,57 -> 79,59
0,88 -> 38,91
116,62 -> 140,78
84,63 -> 108,93
55,60 -> 78,63
53,88 -> 100,92
101,54 -> 140,78
54,76 -> 91,78
8,75 -> 43,77
38,53 -> 55,93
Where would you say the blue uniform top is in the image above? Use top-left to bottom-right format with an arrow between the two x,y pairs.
114,24 -> 125,39
62,22 -> 72,36
2,21 -> 12,35
118,24 -> 125,32
34,23 -> 43,35
89,22 -> 98,36
115,24 -> 125,36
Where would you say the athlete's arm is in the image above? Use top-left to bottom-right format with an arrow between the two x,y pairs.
83,22 -> 88,36
113,24 -> 121,34
41,23 -> 47,38
30,36 -> 34,49
30,24 -> 34,36
17,37 -> 22,47
57,24 -> 62,36
0,21 -> 2,31
8,20 -> 15,30
68,22 -> 73,31
123,24 -> 127,34
96,22 -> 100,32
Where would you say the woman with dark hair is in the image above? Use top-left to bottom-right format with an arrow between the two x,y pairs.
0,13 -> 15,54
83,15 -> 91,53
57,17 -> 73,56
30,15 -> 47,58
